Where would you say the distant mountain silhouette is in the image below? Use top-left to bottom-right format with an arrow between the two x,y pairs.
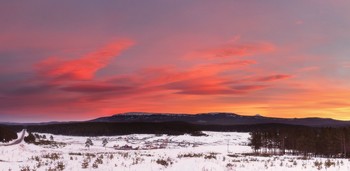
90,112 -> 350,127
3,112 -> 350,136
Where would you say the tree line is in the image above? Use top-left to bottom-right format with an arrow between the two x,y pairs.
249,126 -> 350,158
11,122 -> 203,136
0,126 -> 18,142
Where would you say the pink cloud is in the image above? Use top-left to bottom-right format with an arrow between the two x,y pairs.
233,85 -> 269,91
165,78 -> 269,95
142,60 -> 256,87
185,41 -> 275,59
36,39 -> 134,81
61,83 -> 134,93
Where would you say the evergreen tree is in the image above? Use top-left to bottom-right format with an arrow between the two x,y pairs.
24,132 -> 36,143
102,138 -> 108,147
85,138 -> 94,148
249,131 -> 262,153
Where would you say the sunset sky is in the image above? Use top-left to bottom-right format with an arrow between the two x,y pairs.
1,0 -> 350,122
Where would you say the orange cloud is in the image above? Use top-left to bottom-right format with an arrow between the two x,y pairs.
36,39 -> 134,81
142,60 -> 256,87
1,37 -> 325,121
56,60 -> 258,96
233,85 -> 268,91
164,77 -> 268,95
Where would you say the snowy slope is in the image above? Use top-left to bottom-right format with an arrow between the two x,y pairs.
0,131 -> 349,171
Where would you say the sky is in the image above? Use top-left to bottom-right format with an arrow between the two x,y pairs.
0,0 -> 350,122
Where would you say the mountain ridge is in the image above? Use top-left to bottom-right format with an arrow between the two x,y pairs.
90,112 -> 350,127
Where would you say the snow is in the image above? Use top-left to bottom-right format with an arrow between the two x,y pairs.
0,131 -> 349,171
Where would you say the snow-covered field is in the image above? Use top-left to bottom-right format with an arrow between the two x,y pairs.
1,131 -> 349,171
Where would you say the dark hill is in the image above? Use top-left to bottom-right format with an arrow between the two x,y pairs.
10,122 -> 201,136
5,122 -> 310,137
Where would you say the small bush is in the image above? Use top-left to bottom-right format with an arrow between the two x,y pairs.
24,133 -> 36,144
42,153 -> 60,160
226,163 -> 234,168
56,162 -> 65,171
156,158 -> 173,167
20,166 -> 31,171
132,157 -> 144,165
156,159 -> 169,167
204,153 -> 217,160
325,159 -> 335,168
293,160 -> 297,166
95,157 -> 103,165
34,156 -> 41,162
109,154 -> 114,159
81,159 -> 89,169
85,153 -> 96,158
314,161 -> 322,170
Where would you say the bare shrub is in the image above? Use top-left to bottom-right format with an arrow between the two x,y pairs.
118,152 -> 129,159
156,158 -> 173,167
226,163 -> 235,169
109,154 -> 114,160
34,156 -> 41,162
132,156 -> 144,165
92,163 -> 98,169
314,161 -> 323,170
42,153 -> 60,161
81,159 -> 89,169
20,166 -> 30,171
95,157 -> 103,165
92,156 -> 103,169
56,162 -> 65,171
293,160 -> 297,166
325,159 -> 335,168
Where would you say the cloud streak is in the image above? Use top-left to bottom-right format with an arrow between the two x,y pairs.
36,40 -> 134,81
0,37 -> 295,121
255,74 -> 293,82
186,41 -> 275,59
